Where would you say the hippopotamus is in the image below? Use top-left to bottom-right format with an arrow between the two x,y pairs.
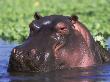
7,12 -> 110,72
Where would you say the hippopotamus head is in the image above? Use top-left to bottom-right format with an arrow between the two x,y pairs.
8,12 -> 108,72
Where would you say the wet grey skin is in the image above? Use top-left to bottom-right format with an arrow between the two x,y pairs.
8,12 -> 110,73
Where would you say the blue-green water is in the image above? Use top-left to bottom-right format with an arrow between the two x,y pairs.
0,38 -> 110,82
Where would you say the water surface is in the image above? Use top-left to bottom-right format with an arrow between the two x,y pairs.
0,39 -> 110,82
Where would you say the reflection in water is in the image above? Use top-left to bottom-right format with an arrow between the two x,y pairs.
7,66 -> 110,82
0,39 -> 110,82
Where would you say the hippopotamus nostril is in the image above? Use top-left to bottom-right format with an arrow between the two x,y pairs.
31,49 -> 36,56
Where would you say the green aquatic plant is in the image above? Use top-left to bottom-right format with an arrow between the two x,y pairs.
0,0 -> 110,43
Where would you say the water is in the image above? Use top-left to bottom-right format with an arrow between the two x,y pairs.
0,39 -> 110,82
106,37 -> 110,50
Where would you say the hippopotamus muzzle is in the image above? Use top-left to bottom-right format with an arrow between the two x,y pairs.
8,12 -> 110,72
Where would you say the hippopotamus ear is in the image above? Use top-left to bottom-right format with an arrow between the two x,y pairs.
70,15 -> 78,24
34,12 -> 42,20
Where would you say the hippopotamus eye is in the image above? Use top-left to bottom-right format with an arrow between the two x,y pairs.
55,22 -> 69,35
33,23 -> 40,29
29,21 -> 41,32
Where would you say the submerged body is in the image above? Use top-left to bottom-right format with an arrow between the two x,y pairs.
8,13 -> 110,72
